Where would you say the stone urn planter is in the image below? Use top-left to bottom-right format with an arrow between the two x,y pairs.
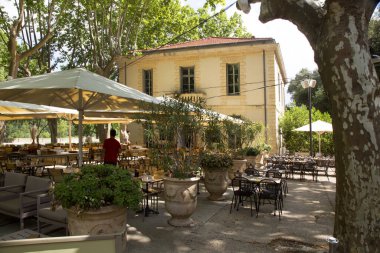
229,159 -> 247,179
204,169 -> 229,201
164,177 -> 199,227
53,164 -> 142,244
67,205 -> 127,235
244,155 -> 257,167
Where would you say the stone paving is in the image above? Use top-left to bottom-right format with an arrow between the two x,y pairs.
0,175 -> 336,253
126,176 -> 336,253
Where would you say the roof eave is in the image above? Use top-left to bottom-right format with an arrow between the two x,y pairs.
143,39 -> 276,54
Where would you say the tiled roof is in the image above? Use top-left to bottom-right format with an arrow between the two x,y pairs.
145,37 -> 274,52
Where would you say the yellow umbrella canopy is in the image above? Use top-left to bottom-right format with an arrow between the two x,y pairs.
0,68 -> 159,165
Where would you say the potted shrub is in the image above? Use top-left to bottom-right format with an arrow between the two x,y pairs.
137,96 -> 204,226
230,148 -> 247,179
244,146 -> 261,167
53,164 -> 142,236
223,117 -> 262,179
200,152 -> 233,201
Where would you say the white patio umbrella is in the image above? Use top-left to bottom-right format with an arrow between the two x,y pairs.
156,96 -> 244,124
0,100 -> 77,119
293,120 -> 333,154
0,68 -> 159,166
0,100 -> 78,147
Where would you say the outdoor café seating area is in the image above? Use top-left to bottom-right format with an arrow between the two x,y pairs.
0,144 -> 334,252
263,154 -> 335,182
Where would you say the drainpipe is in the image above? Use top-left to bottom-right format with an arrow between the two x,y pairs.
263,50 -> 268,143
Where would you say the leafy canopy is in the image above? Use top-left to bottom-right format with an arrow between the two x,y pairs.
279,104 -> 334,155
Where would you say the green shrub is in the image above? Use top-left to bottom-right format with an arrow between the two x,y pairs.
200,152 -> 233,171
54,165 -> 143,213
245,146 -> 260,156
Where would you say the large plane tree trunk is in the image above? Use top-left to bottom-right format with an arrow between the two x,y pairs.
315,2 -> 380,251
239,0 -> 380,251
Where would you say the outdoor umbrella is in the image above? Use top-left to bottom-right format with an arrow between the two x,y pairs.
156,96 -> 243,124
0,68 -> 159,165
0,100 -> 78,147
0,100 -> 77,120
293,120 -> 333,154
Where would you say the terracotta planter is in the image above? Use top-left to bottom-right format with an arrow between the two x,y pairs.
164,177 -> 199,227
204,169 -> 229,201
229,159 -> 247,179
66,205 -> 127,236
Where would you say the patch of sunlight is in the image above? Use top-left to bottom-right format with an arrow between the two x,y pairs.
127,234 -> 152,243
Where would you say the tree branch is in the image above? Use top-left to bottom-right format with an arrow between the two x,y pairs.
19,32 -> 54,59
238,0 -> 326,48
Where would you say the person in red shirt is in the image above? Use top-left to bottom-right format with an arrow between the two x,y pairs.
103,129 -> 121,166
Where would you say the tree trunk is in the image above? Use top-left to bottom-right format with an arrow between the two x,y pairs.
0,121 -> 6,143
239,0 -> 380,251
48,119 -> 58,144
97,124 -> 108,143
314,4 -> 380,252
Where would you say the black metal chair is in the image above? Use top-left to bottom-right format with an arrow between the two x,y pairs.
257,178 -> 283,220
315,158 -> 330,181
265,169 -> 288,197
230,177 -> 256,217
245,167 -> 261,176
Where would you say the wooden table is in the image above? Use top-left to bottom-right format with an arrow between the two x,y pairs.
27,153 -> 79,166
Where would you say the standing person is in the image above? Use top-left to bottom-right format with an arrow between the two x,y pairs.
125,130 -> 131,145
103,129 -> 121,166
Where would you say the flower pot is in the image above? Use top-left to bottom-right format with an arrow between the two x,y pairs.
229,159 -> 247,179
66,205 -> 127,236
204,169 -> 229,201
164,177 -> 199,227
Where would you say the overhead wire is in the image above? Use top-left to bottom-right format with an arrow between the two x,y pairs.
116,0 -> 294,100
117,1 -> 238,72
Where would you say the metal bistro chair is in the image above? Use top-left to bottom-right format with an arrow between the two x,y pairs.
230,176 -> 256,217
265,169 -> 288,197
257,178 -> 283,220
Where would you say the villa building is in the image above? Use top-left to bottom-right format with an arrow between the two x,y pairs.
117,37 -> 287,152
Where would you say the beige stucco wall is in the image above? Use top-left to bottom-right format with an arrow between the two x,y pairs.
118,42 -> 287,152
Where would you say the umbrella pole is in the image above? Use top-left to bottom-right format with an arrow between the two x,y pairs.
78,90 -> 83,167
318,133 -> 321,155
68,118 -> 72,151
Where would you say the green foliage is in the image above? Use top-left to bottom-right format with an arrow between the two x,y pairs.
54,165 -> 143,212
222,115 -> 262,155
369,9 -> 380,55
244,146 -> 260,156
0,30 -> 8,81
138,95 -> 206,178
279,105 -> 334,155
199,152 -> 233,171
287,69 -> 331,114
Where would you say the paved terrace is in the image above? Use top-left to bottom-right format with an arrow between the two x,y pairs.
0,176 -> 336,253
